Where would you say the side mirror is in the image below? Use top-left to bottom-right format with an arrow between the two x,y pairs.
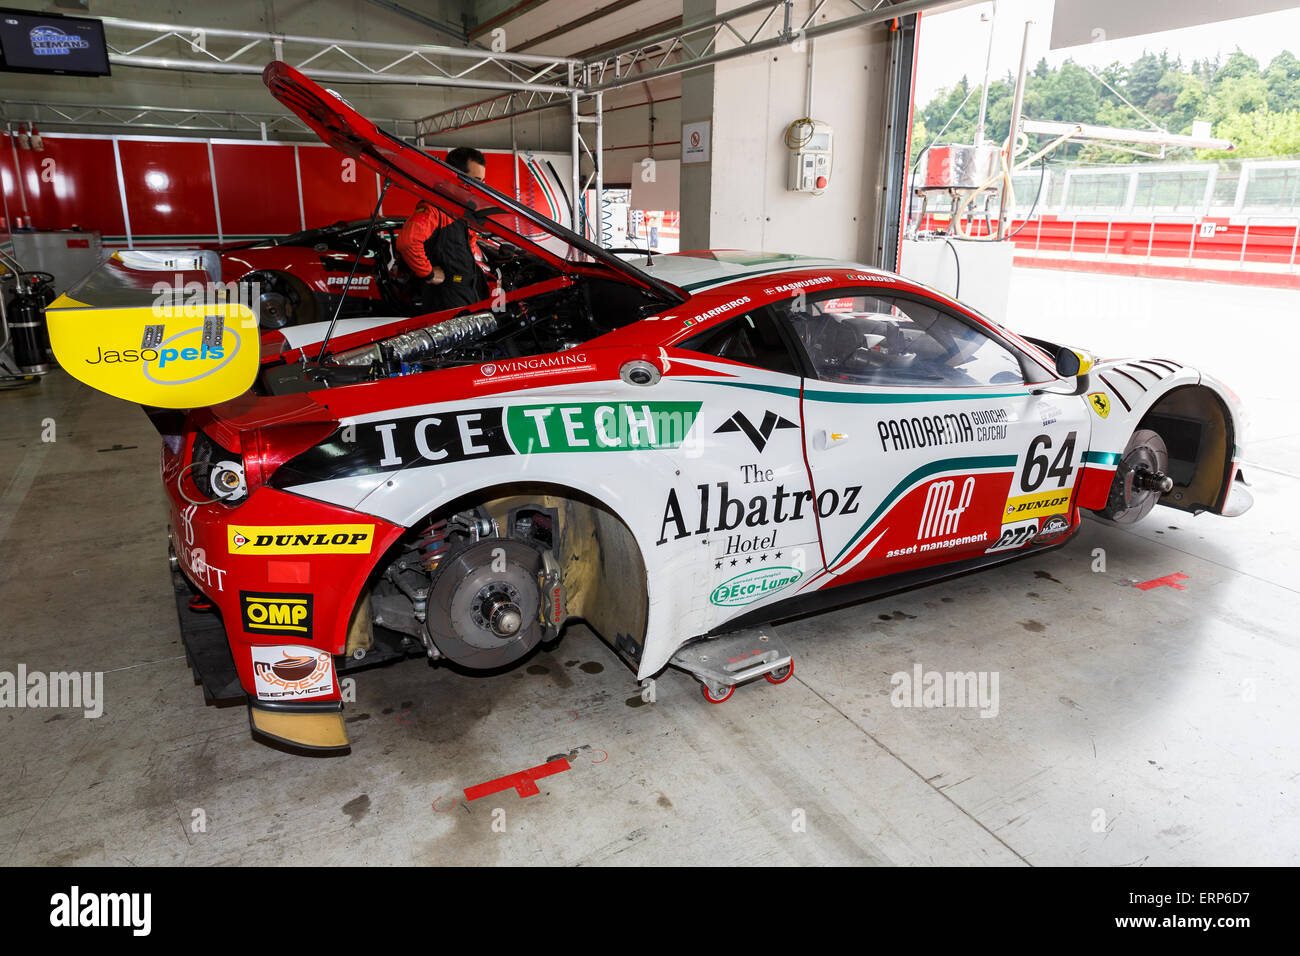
1054,346 -> 1081,378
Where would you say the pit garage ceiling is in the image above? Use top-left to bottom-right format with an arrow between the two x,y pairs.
0,1 -> 951,149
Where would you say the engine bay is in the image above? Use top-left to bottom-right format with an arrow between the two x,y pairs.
259,272 -> 669,396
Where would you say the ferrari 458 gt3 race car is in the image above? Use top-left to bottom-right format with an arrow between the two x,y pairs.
46,63 -> 1253,752
218,217 -> 412,329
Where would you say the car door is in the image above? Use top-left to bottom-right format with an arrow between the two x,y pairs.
773,286 -> 1091,585
666,307 -> 824,625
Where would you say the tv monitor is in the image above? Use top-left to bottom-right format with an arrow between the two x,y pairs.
0,7 -> 110,77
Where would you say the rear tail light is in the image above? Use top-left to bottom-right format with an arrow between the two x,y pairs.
241,421 -> 339,494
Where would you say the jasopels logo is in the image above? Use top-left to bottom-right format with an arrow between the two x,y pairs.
85,324 -> 239,385
710,566 -> 802,607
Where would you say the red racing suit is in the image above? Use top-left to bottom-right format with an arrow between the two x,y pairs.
396,200 -> 492,309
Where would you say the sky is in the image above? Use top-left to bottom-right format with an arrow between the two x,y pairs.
914,0 -> 1300,104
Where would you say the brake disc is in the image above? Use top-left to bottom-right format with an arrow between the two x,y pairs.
425,537 -> 545,669
1102,428 -> 1171,524
258,290 -> 290,329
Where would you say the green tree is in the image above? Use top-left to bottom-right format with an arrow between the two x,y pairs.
1264,51 -> 1300,112
1126,52 -> 1164,106
1208,74 -> 1270,123
1216,49 -> 1261,84
1157,70 -> 1207,132
909,115 -> 930,164
1200,108 -> 1300,159
909,47 -> 1300,163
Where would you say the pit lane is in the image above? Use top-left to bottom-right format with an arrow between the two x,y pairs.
1,269 -> 1295,865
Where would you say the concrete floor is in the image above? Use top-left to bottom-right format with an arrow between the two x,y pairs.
1,269 -> 1296,865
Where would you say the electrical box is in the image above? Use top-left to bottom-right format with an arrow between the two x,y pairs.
787,120 -> 833,192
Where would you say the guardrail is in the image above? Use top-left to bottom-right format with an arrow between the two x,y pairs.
918,213 -> 1300,269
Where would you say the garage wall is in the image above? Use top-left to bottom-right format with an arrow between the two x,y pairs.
680,0 -> 896,264
592,90 -> 683,186
0,0 -> 576,151
0,131 -> 570,245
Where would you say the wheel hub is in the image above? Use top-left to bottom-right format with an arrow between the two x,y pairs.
258,290 -> 290,328
426,538 -> 545,668
1105,429 -> 1171,524
472,583 -> 523,638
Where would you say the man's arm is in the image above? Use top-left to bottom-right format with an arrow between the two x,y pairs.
396,203 -> 444,281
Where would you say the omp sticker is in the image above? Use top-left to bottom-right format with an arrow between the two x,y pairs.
1003,488 -> 1073,521
240,591 -> 313,637
228,524 -> 375,555
251,646 -> 334,700
46,301 -> 258,409
710,566 -> 803,607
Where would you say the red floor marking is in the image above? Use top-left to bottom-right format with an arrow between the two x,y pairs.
464,757 -> 572,801
1134,572 -> 1189,591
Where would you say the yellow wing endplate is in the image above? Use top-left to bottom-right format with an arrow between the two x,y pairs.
47,297 -> 260,409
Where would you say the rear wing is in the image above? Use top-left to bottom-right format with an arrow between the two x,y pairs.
46,251 -> 260,409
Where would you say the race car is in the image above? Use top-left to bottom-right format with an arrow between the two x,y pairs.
218,217 -> 411,329
217,160 -> 574,329
47,62 -> 1252,752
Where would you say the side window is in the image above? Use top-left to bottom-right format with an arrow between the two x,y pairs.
677,309 -> 803,377
774,290 -> 1025,387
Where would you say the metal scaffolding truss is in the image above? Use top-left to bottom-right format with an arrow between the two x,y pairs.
417,0 -> 940,132
584,0 -> 935,91
0,99 -> 420,139
13,3 -> 944,246
416,87 -> 571,136
100,17 -> 582,94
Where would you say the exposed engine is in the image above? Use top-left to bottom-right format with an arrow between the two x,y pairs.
259,274 -> 666,395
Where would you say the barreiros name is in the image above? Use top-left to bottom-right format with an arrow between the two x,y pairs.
689,296 -> 751,323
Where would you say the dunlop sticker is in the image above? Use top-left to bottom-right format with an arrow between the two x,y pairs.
228,524 -> 375,555
1003,488 -> 1073,522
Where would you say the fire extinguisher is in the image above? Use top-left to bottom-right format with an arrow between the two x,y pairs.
7,271 -> 56,375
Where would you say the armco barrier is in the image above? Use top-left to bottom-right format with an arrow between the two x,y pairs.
918,213 -> 1300,288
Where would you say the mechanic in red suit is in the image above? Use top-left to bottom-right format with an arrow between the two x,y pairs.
397,146 -> 492,312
